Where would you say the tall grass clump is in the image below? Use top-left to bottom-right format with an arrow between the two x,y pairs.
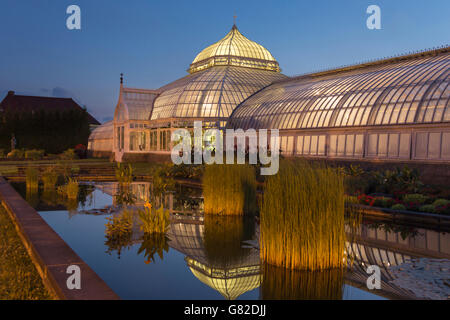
25,167 -> 39,191
260,160 -> 346,271
138,204 -> 170,234
203,164 -> 257,216
115,162 -> 133,185
41,167 -> 59,190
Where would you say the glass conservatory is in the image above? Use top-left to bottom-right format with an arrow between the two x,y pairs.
87,120 -> 113,157
228,49 -> 450,162
87,22 -> 449,164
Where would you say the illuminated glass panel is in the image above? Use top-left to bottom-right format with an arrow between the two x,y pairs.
87,121 -> 113,152
189,25 -> 280,73
152,66 -> 286,121
228,52 -> 450,130
118,89 -> 159,121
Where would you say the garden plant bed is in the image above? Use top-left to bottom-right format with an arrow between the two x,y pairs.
349,203 -> 450,229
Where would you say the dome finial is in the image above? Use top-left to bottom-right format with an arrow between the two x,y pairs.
120,73 -> 123,84
232,14 -> 237,29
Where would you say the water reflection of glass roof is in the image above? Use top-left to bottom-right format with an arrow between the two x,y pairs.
228,51 -> 450,130
167,221 -> 261,300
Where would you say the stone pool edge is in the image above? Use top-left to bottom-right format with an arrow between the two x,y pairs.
0,177 -> 119,300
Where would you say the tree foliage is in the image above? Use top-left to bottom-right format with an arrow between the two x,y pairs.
0,109 -> 91,154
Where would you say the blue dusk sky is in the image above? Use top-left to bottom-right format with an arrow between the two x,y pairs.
0,0 -> 449,123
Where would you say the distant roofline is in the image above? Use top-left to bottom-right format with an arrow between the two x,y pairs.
278,45 -> 449,83
4,93 -> 76,100
122,87 -> 161,94
0,92 -> 100,125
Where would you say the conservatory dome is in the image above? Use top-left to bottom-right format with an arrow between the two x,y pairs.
188,24 -> 281,74
150,25 -> 286,122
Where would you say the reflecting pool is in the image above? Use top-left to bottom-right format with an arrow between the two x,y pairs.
12,181 -> 450,300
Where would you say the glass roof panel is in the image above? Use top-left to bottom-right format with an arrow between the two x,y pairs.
151,66 -> 287,121
228,51 -> 450,130
189,25 -> 280,73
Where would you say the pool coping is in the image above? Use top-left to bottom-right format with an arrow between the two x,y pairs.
0,177 -> 119,300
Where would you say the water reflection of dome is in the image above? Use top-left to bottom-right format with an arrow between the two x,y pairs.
168,221 -> 261,300
187,257 -> 261,300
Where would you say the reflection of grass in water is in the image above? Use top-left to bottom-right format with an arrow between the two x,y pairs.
261,263 -> 344,300
203,164 -> 257,216
260,160 -> 346,271
104,209 -> 134,258
41,167 -> 59,190
25,167 -> 39,191
138,206 -> 170,234
41,189 -> 59,207
203,215 -> 255,267
345,195 -> 363,247
65,198 -> 78,212
57,178 -> 79,200
25,188 -> 39,209
114,185 -> 136,206
137,233 -> 169,264
65,178 -> 79,200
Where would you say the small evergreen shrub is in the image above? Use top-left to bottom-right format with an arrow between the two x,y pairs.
402,193 -> 429,204
419,204 -> 436,214
25,149 -> 45,160
60,149 -> 78,160
432,199 -> 450,207
391,204 -> 406,211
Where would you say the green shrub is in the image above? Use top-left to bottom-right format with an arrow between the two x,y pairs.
169,163 -> 204,180
25,150 -> 44,160
432,199 -> 450,207
373,197 -> 395,208
342,165 -> 369,195
402,193 -> 429,204
370,166 -> 423,194
115,162 -> 133,184
391,204 -> 406,211
419,204 -> 436,214
60,149 -> 78,160
7,149 -> 25,159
